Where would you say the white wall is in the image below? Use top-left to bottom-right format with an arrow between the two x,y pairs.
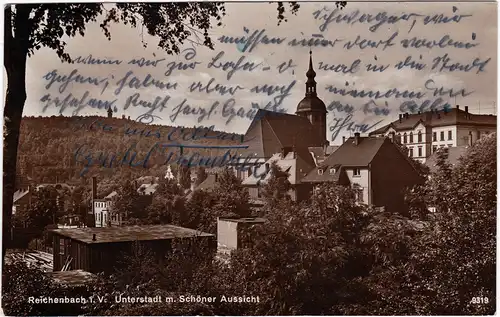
345,168 -> 369,204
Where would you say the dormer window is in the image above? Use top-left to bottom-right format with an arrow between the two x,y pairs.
329,168 -> 336,175
318,169 -> 324,175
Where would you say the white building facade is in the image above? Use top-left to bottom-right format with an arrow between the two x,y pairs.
370,107 -> 496,163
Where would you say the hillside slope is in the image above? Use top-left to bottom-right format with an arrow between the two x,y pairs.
16,116 -> 245,185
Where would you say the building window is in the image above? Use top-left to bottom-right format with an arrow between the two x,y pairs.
417,131 -> 422,143
409,132 -> 413,143
448,130 -> 452,140
433,132 -> 437,141
353,168 -> 361,177
403,133 -> 407,143
418,146 -> 422,157
318,169 -> 323,175
440,144 -> 445,148
433,145 -> 437,153
409,148 -> 414,157
440,131 -> 444,141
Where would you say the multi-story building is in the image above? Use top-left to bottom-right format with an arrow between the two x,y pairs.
241,146 -> 317,203
369,106 -> 496,163
301,133 -> 423,214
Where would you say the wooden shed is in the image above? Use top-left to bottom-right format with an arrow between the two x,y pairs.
51,225 -> 216,274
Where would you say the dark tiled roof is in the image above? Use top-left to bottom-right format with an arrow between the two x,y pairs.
52,225 -> 213,244
238,109 -> 324,158
370,108 -> 496,135
324,137 -> 386,167
308,145 -> 339,165
196,174 -> 217,191
301,137 -> 387,183
425,146 -> 469,173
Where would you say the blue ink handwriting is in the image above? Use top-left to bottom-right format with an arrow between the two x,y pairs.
189,77 -> 244,96
164,48 -> 201,76
170,99 -> 219,123
329,114 -> 383,142
394,55 -> 426,71
325,81 -> 426,100
424,79 -> 474,98
74,142 -> 253,176
431,53 -> 491,74
114,71 -> 178,95
318,59 -> 361,73
288,34 -> 342,48
207,51 -> 262,80
313,7 -> 471,33
218,27 -> 286,53
277,59 -> 297,74
400,34 -> 478,49
40,91 -> 118,115
136,113 -> 163,124
72,55 -> 122,65
128,57 -> 166,67
123,93 -> 170,114
343,32 -> 398,50
42,69 -> 109,94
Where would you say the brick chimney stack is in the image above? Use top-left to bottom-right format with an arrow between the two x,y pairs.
354,132 -> 360,145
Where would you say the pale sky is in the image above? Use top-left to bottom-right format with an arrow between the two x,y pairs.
19,1 -> 497,143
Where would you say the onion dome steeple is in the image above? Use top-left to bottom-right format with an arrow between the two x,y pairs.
295,50 -> 328,144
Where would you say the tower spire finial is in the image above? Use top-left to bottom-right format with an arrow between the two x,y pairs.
306,49 -> 317,96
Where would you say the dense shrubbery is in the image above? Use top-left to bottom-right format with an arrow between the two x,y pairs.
4,134 -> 496,316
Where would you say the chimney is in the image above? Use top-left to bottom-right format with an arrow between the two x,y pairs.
354,132 -> 360,145
465,106 -> 469,119
468,131 -> 473,146
405,113 -> 409,119
399,114 -> 402,123
92,234 -> 96,241
417,111 -> 421,114
342,136 -> 346,143
128,116 -> 130,120
456,105 -> 460,110
91,177 -> 97,200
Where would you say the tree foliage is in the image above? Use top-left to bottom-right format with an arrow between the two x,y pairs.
3,1 -> 314,264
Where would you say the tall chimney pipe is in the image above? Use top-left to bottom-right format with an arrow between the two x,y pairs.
342,136 -> 346,143
399,114 -> 402,123
354,132 -> 360,145
456,105 -> 460,110
91,177 -> 97,200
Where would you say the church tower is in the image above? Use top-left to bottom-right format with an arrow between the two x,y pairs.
107,106 -> 113,118
295,50 -> 328,144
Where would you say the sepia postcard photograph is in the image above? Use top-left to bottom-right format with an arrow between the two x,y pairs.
1,0 -> 497,316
